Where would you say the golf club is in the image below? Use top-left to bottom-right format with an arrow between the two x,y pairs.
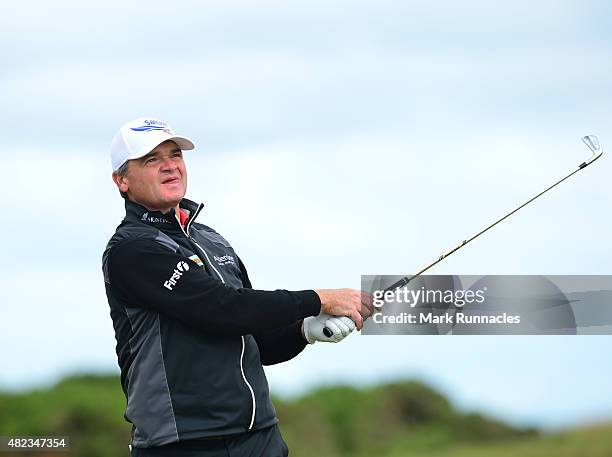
323,135 -> 604,337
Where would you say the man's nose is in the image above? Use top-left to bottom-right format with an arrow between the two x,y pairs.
160,156 -> 177,171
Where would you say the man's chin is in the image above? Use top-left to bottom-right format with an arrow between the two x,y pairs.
165,191 -> 186,207
152,193 -> 184,213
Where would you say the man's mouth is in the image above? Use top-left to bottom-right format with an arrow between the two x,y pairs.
162,177 -> 180,185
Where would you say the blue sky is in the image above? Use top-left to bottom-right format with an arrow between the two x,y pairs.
1,0 -> 611,430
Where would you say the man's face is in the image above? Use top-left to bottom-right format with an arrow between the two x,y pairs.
113,140 -> 188,213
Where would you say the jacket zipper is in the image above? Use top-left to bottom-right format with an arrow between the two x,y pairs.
178,206 -> 257,431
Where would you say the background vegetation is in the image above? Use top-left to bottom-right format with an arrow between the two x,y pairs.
0,375 -> 610,456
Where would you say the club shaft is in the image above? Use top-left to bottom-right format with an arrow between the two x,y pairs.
385,163 -> 586,292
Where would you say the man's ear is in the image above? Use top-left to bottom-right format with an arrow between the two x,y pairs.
112,172 -> 129,193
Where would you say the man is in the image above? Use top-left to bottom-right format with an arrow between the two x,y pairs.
102,117 -> 370,456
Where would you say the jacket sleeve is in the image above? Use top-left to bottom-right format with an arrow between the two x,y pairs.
236,257 -> 310,365
107,238 -> 320,336
253,321 -> 309,365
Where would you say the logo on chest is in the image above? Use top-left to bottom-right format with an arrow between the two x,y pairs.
213,254 -> 236,267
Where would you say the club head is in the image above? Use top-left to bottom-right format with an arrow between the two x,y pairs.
581,135 -> 603,166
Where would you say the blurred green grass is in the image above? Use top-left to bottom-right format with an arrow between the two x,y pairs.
0,374 -> 609,457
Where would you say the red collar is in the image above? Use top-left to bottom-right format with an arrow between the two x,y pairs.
178,209 -> 190,228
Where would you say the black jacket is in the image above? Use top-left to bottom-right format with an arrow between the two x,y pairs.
102,199 -> 321,448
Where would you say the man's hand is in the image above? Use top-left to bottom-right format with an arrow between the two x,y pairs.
302,312 -> 356,344
314,289 -> 374,330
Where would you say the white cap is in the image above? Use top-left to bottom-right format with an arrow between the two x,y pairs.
110,117 -> 195,171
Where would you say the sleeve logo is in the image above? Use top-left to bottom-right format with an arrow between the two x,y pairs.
163,261 -> 190,290
188,255 -> 204,267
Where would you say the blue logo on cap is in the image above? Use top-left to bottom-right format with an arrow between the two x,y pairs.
131,125 -> 167,132
130,119 -> 170,133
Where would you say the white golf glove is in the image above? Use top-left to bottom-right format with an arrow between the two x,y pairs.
303,312 -> 356,344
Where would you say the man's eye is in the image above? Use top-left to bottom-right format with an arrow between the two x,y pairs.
145,158 -> 157,164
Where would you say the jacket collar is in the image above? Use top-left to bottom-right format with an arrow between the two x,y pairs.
124,198 -> 204,234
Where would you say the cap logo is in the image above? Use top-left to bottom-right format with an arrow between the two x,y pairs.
130,119 -> 172,133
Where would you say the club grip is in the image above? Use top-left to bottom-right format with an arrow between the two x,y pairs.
322,326 -> 333,337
